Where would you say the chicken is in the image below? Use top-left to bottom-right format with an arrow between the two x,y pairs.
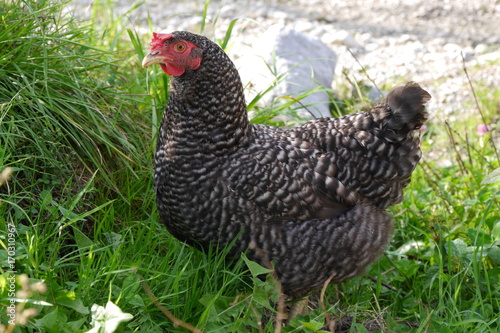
142,31 -> 430,298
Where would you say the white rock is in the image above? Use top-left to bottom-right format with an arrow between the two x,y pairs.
478,51 -> 500,63
236,25 -> 337,119
474,43 -> 488,54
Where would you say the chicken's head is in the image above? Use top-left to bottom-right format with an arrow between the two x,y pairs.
142,32 -> 202,76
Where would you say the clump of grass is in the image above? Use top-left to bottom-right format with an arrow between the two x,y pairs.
0,0 -> 152,196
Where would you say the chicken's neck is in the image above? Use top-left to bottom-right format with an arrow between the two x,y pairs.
160,58 -> 252,158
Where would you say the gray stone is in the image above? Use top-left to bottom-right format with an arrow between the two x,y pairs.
236,25 -> 337,119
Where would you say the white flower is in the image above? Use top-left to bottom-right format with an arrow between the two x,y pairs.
86,301 -> 133,333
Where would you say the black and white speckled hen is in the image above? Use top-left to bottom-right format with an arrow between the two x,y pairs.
142,31 -> 430,298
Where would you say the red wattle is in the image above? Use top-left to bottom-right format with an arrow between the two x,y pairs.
161,63 -> 186,76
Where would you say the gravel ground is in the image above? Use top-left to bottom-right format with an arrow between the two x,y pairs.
68,0 -> 500,118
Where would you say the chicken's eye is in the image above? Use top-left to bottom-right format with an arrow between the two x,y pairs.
174,42 -> 187,52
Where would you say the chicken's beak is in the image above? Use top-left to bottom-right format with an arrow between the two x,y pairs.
142,51 -> 171,68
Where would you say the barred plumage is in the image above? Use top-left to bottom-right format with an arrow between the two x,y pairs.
143,31 -> 431,297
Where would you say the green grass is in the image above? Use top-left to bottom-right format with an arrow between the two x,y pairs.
0,0 -> 499,332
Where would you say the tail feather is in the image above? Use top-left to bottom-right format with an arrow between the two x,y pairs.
382,82 -> 431,136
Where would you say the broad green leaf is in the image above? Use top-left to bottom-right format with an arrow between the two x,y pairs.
487,247 -> 500,265
58,298 -> 89,315
439,326 -> 454,333
492,221 -> 500,241
35,308 -> 68,333
72,226 -> 94,252
241,253 -> 273,278
481,167 -> 500,185
299,320 -> 323,330
66,317 -> 87,332
467,228 -> 493,246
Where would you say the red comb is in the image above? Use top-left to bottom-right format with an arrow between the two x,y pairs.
150,32 -> 173,49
